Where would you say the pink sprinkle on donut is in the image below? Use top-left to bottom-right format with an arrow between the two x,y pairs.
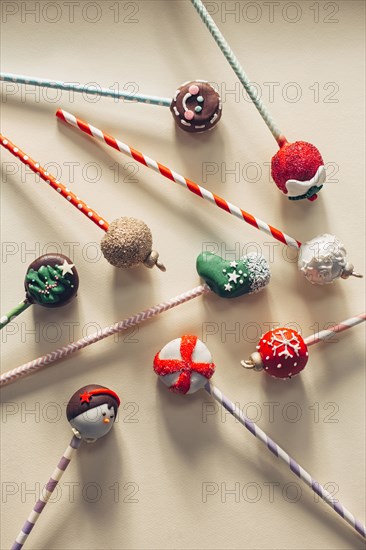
184,110 -> 195,121
188,85 -> 199,95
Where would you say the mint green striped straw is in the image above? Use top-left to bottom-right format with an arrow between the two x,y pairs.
0,72 -> 172,107
0,299 -> 32,330
190,0 -> 286,146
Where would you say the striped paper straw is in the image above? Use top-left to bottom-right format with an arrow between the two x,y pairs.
0,299 -> 31,330
305,314 -> 366,346
0,134 -> 109,231
205,382 -> 365,538
56,109 -> 301,249
0,72 -> 172,107
0,284 -> 211,386
190,0 -> 285,146
11,435 -> 82,550
0,302 -> 363,390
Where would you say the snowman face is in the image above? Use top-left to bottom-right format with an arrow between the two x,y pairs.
69,403 -> 116,441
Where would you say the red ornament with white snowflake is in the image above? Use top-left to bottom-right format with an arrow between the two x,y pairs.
257,328 -> 308,379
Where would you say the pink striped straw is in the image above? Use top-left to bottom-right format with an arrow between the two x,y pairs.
56,109 -> 301,249
0,307 -> 364,387
305,313 -> 366,346
0,285 -> 211,386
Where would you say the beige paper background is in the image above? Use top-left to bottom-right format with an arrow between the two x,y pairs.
0,1 -> 365,549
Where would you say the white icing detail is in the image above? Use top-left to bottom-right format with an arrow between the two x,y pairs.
210,113 -> 218,124
192,338 -> 212,363
182,92 -> 192,113
243,253 -> 271,293
181,119 -> 191,126
160,372 -> 179,388
194,124 -> 206,129
69,404 -> 115,441
60,259 -> 74,276
267,330 -> 301,359
159,338 -> 182,360
228,271 -> 239,283
298,233 -> 348,284
173,106 -> 180,116
285,165 -> 326,197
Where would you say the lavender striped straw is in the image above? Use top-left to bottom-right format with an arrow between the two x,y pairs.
11,435 -> 82,550
204,382 -> 365,539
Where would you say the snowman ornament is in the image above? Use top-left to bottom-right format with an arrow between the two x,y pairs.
66,384 -> 120,442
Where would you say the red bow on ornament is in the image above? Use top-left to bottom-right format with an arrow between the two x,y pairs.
153,334 -> 215,394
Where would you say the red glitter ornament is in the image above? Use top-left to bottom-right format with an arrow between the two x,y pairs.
256,328 -> 309,379
271,141 -> 325,201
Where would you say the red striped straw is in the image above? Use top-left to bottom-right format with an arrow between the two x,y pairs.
0,134 -> 109,231
56,109 -> 301,249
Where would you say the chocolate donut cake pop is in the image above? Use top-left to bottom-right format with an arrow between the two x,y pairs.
1,253 -> 79,331
170,80 -> 222,133
25,253 -> 79,307
2,73 -> 223,135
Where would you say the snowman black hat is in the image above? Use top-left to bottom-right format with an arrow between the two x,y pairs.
66,384 -> 120,421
